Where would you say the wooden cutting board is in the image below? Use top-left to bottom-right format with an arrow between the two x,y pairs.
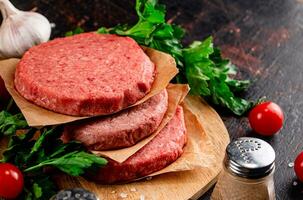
0,96 -> 229,199
54,96 -> 230,200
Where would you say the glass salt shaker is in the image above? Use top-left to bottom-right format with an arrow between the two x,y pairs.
211,137 -> 276,200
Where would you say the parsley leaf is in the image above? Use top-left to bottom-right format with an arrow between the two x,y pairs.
24,151 -> 107,176
2,126 -> 108,175
0,110 -> 28,137
0,114 -> 107,199
65,27 -> 84,37
97,0 -> 185,68
183,37 -> 254,115
18,175 -> 56,200
32,183 -> 43,198
96,0 -> 254,115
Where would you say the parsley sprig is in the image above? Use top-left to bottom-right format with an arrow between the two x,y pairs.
183,38 -> 253,115
0,110 -> 27,137
0,111 -> 107,200
97,0 -> 254,115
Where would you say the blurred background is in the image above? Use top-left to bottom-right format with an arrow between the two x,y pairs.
1,0 -> 292,41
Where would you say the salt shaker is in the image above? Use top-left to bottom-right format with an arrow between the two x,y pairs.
211,137 -> 276,200
50,188 -> 99,200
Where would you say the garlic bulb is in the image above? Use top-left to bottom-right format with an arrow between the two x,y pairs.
0,0 -> 51,59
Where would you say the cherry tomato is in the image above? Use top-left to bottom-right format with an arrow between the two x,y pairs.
248,102 -> 284,136
0,163 -> 24,199
295,152 -> 303,182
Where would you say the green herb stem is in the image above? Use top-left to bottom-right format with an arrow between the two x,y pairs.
23,163 -> 46,173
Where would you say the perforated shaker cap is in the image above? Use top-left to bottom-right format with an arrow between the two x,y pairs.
50,188 -> 99,200
224,137 -> 275,179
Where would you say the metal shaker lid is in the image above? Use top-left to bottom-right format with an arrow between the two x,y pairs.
50,188 -> 99,200
224,137 -> 275,179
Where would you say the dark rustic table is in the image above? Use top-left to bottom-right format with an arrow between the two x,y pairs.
7,0 -> 303,199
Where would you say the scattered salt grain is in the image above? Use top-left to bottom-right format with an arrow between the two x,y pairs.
139,194 -> 145,200
293,181 -> 298,186
288,162 -> 294,168
111,191 -> 116,194
50,23 -> 56,28
120,192 -> 128,198
130,188 -> 137,192
146,177 -> 152,181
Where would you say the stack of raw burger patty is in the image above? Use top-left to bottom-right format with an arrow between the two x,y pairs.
14,32 -> 187,183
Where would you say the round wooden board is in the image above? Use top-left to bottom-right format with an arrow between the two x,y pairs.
55,96 -> 230,200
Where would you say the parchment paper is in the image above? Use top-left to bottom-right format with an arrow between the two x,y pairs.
91,84 -> 190,163
147,100 -> 216,177
107,98 -> 216,182
0,47 -> 178,127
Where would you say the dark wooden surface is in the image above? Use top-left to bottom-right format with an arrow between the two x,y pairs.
5,0 -> 303,199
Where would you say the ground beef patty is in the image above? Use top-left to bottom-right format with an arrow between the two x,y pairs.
90,106 -> 186,184
14,33 -> 155,116
62,89 -> 168,150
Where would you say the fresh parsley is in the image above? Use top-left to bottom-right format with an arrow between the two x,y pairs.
0,111 -> 107,199
97,0 -> 254,115
24,151 -> 107,176
65,27 -> 84,37
183,37 -> 253,115
97,0 -> 185,73
0,110 -> 27,137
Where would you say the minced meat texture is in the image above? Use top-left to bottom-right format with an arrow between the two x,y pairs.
14,33 -> 155,116
89,106 -> 187,184
62,89 -> 168,150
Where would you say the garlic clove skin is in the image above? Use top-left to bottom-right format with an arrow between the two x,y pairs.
0,0 -> 51,59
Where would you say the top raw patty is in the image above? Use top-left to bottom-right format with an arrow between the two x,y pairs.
14,33 -> 155,116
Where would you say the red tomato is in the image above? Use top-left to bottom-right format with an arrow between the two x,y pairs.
295,152 -> 303,182
0,163 -> 24,199
248,102 -> 284,136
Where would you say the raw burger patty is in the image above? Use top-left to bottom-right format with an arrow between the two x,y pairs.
90,106 -> 186,184
62,89 -> 168,150
15,33 -> 155,116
